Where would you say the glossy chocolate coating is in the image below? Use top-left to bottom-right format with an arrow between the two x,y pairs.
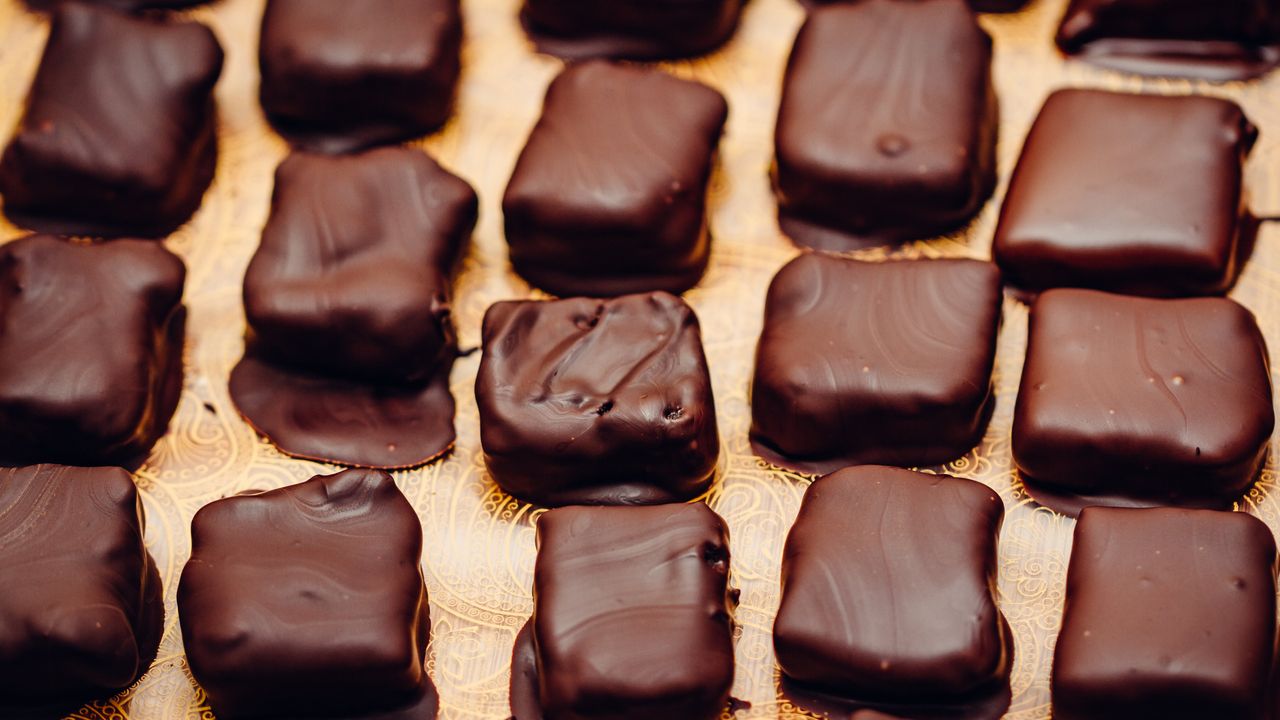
803,0 -> 1028,12
0,465 -> 163,714
775,466 -> 1012,718
774,0 -> 997,250
994,89 -> 1257,298
1013,289 -> 1274,515
477,292 -> 719,507
1053,507 -> 1276,719
179,469 -> 437,720
504,61 -> 727,297
520,0 -> 743,60
259,0 -> 462,153
751,254 -> 1002,476
0,3 -> 222,238
0,235 -> 186,468
230,147 -> 475,470
509,503 -> 735,720
1056,0 -> 1280,80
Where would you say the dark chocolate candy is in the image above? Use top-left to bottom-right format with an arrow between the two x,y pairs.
230,147 -> 476,470
773,0 -> 997,250
803,0 -> 1028,12
0,3 -> 222,238
0,465 -> 163,715
1056,0 -> 1280,80
259,0 -> 462,153
24,0 -> 208,11
503,61 -> 727,297
0,235 -> 186,468
477,292 -> 719,507
178,469 -> 437,720
994,89 -> 1257,298
520,0 -> 744,60
750,254 -> 1002,476
1053,506 -> 1277,720
509,503 -> 735,720
1013,289 -> 1274,515
774,466 -> 1012,719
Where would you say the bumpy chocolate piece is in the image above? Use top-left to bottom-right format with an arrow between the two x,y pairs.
179,469 -> 437,720
0,3 -> 222,238
994,89 -> 1257,298
477,292 -> 719,507
0,235 -> 185,468
775,466 -> 1012,719
509,504 -> 735,720
259,0 -> 462,153
0,465 -> 163,715
230,147 -> 476,470
750,255 -> 1002,475
520,0 -> 743,59
504,61 -> 727,297
1013,289 -> 1274,515
774,0 -> 997,250
1054,507 -> 1276,719
1056,0 -> 1280,80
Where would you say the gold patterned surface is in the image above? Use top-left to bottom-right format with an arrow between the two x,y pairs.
0,0 -> 1279,717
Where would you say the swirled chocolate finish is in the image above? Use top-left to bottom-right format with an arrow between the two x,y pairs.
1056,0 -> 1280,80
504,61 -> 727,297
1013,289 -> 1274,515
230,147 -> 476,469
0,3 -> 222,238
477,292 -> 718,507
774,0 -> 997,250
0,464 -> 163,716
751,254 -> 1002,475
509,503 -> 735,720
994,89 -> 1257,298
1053,507 -> 1276,719
179,469 -> 437,720
520,0 -> 744,60
0,235 -> 186,469
259,0 -> 462,153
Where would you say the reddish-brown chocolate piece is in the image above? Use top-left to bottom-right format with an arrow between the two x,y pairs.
520,0 -> 744,60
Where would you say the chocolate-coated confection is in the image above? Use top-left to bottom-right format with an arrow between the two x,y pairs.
750,255 -> 1002,476
968,0 -> 1029,10
773,0 -> 997,250
509,503 -> 735,720
0,3 -> 222,238
1053,507 -> 1277,719
230,147 -> 476,470
477,292 -> 719,507
178,469 -> 437,720
993,89 -> 1257,298
775,466 -> 1012,719
504,61 -> 727,297
0,235 -> 186,468
0,465 -> 163,715
259,0 -> 462,153
24,0 -> 208,11
520,0 -> 744,60
1013,289 -> 1274,515
1056,0 -> 1280,80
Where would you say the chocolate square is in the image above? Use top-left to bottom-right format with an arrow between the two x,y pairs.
476,292 -> 719,507
259,0 -> 462,153
750,255 -> 1002,475
178,469 -> 437,719
993,89 -> 1257,297
0,465 -> 163,713
503,61 -> 727,297
509,504 -> 735,720
774,466 -> 1012,717
773,0 -> 997,250
1013,289 -> 1274,515
0,3 -> 222,238
0,235 -> 186,468
520,0 -> 744,60
1053,507 -> 1276,719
